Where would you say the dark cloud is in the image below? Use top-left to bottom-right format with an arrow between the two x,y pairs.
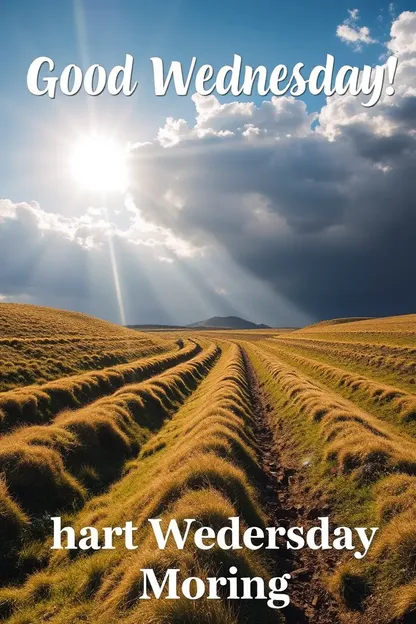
129,12 -> 416,320
131,130 -> 416,319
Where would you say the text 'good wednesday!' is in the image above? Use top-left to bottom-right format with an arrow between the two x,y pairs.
27,53 -> 399,107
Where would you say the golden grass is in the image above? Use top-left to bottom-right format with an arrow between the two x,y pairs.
332,502 -> 416,619
390,580 -> 416,620
1,310 -> 415,623
0,340 -> 200,432
296,313 -> 416,346
374,474 -> 416,522
0,345 -> 220,578
273,335 -> 416,390
0,303 -> 137,339
339,475 -> 416,619
300,313 -> 416,333
0,344 -> 284,624
251,345 -> 416,480
0,478 -> 29,583
260,341 -> 416,428
0,303 -> 171,391
248,343 -> 416,621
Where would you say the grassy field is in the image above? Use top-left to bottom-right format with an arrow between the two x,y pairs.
0,304 -> 174,392
0,305 -> 415,623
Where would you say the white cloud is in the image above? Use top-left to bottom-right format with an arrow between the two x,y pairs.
156,94 -> 316,147
336,8 -> 377,50
321,10 -> 416,140
387,10 -> 416,58
158,117 -> 190,147
0,199 -> 112,249
0,193 -> 201,264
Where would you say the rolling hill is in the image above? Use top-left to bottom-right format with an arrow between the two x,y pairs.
0,306 -> 415,623
296,313 -> 416,344
0,303 -> 172,390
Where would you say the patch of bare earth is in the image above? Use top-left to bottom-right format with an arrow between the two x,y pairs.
242,348 -> 342,624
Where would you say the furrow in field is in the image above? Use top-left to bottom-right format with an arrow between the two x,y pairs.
0,322 -> 172,392
260,341 -> 416,433
251,344 -> 416,478
248,343 -> 416,622
241,347 -> 340,623
0,340 -> 201,433
0,344 -> 284,624
0,343 -> 220,582
273,336 -> 416,365
272,336 -> 416,392
0,340 -> 169,390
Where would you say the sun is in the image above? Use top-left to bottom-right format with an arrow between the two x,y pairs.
69,134 -> 129,193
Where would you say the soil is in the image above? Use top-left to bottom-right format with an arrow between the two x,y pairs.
242,347 -> 342,624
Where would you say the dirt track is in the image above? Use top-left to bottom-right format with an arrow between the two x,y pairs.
242,347 -> 341,624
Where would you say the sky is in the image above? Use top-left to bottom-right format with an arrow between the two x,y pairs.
0,1 -> 415,327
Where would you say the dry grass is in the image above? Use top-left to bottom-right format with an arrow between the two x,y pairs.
0,345 -> 284,624
0,303 -> 172,391
261,341 -> 416,429
252,345 -> 416,480
248,342 -> 416,621
332,502 -> 416,620
295,313 -> 416,346
334,474 -> 416,619
0,340 -> 200,432
273,335 -> 416,390
0,345 -> 220,579
1,308 -> 415,623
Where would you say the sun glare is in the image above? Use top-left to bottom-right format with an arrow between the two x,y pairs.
69,135 -> 129,192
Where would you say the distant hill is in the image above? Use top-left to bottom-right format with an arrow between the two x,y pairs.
188,316 -> 271,330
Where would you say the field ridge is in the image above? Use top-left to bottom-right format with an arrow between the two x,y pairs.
0,307 -> 415,623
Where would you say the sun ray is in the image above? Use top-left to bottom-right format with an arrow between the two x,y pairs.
103,206 -> 126,326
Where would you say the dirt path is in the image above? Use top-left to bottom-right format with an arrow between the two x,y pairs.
242,347 -> 341,624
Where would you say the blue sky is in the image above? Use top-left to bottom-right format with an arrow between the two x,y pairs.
0,1 -> 415,326
0,0 -> 406,209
